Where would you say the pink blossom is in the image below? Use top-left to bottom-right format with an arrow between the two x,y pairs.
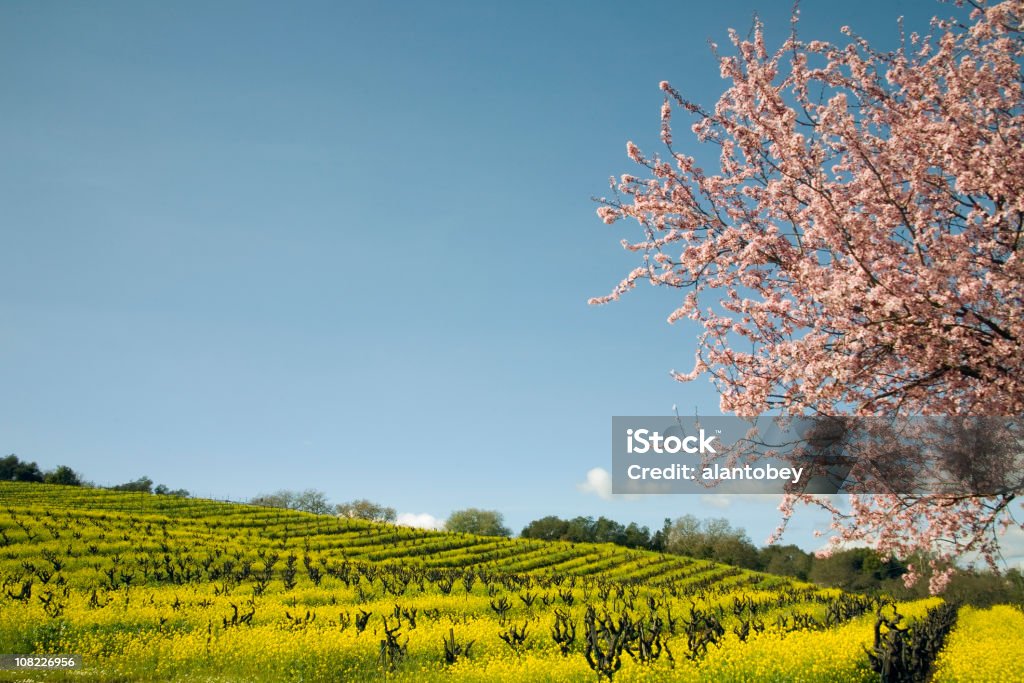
592,0 -> 1024,593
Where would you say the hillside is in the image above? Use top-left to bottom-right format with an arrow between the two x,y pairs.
0,482 -> 783,589
0,482 -> 1017,682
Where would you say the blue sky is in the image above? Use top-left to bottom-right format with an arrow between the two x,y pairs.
3,0 -> 990,554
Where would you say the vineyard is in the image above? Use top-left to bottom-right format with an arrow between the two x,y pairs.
0,482 -> 1017,682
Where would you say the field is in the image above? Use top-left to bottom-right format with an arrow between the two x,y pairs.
0,482 -> 1014,682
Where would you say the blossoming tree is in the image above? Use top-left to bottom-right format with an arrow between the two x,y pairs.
591,0 -> 1023,592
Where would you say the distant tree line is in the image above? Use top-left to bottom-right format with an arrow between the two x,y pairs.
519,512 -> 1023,605
248,492 -> 511,537
520,513 -> 814,576
1,455 -> 85,486
445,508 -> 510,537
108,476 -> 189,497
521,515 -> 659,549
247,490 -> 398,521
1,454 -> 188,497
250,489 -> 335,515
805,546 -> 1023,607
337,499 -> 397,523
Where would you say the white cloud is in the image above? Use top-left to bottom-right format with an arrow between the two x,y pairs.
396,512 -> 445,530
814,538 -> 872,556
699,494 -> 732,509
577,467 -> 614,500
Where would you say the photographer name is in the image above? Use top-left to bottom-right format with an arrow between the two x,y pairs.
626,462 -> 805,484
